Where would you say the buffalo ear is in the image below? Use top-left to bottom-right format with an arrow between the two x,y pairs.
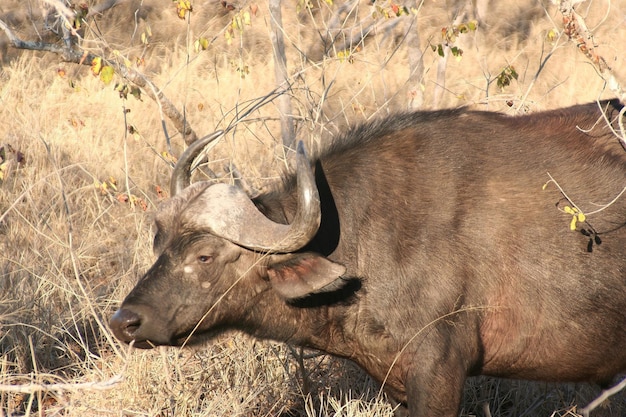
267,253 -> 347,300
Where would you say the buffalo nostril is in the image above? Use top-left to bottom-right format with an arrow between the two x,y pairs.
110,308 -> 142,342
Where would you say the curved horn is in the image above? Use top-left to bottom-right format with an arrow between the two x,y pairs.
187,141 -> 321,253
170,131 -> 224,196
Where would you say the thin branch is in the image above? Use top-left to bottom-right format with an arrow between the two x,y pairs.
0,375 -> 123,394
545,171 -> 626,219
595,100 -> 626,152
269,0 -> 296,149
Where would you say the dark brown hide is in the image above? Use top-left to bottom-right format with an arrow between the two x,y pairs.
111,100 -> 626,417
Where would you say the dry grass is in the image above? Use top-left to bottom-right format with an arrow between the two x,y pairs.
1,0 -> 625,415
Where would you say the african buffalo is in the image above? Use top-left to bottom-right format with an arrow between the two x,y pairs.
110,100 -> 626,416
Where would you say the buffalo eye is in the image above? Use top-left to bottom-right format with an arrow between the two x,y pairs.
198,255 -> 213,264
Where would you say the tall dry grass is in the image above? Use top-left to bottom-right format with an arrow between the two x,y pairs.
1,0 -> 625,415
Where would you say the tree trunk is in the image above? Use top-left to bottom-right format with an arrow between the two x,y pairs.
268,0 -> 296,150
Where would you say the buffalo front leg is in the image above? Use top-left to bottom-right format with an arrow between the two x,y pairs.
403,356 -> 467,417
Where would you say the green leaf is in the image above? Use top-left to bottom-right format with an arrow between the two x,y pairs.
130,87 -> 143,101
496,66 -> 518,90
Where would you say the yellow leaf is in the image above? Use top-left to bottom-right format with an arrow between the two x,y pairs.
577,212 -> 586,223
232,16 -> 241,30
224,29 -> 234,45
161,151 -> 176,163
563,206 -> 575,215
546,28 -> 558,43
569,216 -> 577,231
176,0 -> 192,19
91,57 -> 102,76
99,65 -> 115,85
243,11 -> 251,25
194,37 -> 209,53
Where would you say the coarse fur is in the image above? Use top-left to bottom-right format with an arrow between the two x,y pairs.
111,100 -> 626,417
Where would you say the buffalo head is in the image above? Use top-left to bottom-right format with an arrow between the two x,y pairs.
110,132 -> 346,348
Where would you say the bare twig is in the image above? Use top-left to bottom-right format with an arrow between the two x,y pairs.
592,100 -> 626,151
224,163 -> 260,198
580,377 -> 626,417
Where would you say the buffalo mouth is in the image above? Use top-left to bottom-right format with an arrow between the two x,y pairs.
129,339 -> 159,350
119,330 -> 202,350
129,326 -> 224,350
110,306 -> 223,349
110,307 -> 193,349
170,326 -> 227,347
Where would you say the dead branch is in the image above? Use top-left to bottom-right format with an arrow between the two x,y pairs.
0,18 -> 89,62
269,0 -> 296,150
0,17 -> 198,146
556,0 -> 626,104
87,0 -> 126,17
